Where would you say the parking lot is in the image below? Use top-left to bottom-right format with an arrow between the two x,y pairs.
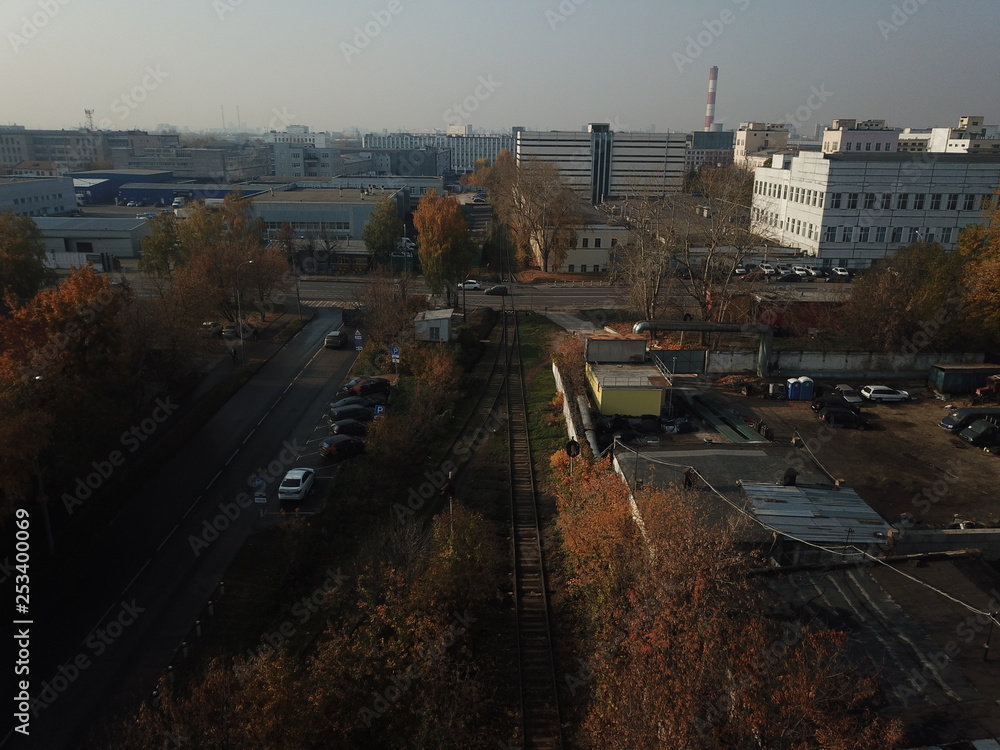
740,388 -> 1000,528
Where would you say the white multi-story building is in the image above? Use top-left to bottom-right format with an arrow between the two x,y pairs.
898,116 -> 1000,155
263,126 -> 329,148
734,122 -> 790,167
821,119 -> 899,154
516,123 -> 686,204
751,150 -> 1000,268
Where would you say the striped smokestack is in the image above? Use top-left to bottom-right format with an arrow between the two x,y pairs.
704,65 -> 718,131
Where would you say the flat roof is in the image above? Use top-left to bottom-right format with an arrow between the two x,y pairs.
415,309 -> 455,321
34,217 -> 146,231
741,481 -> 890,544
67,169 -> 173,176
251,188 -> 400,204
590,363 -> 668,389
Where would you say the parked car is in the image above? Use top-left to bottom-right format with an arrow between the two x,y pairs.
278,468 -> 315,503
791,265 -> 810,276
959,418 -> 1000,448
831,267 -> 851,281
484,285 -> 508,296
200,321 -> 222,337
740,270 -> 767,282
319,434 -> 367,460
818,407 -> 869,430
759,263 -> 777,276
328,418 -> 369,438
774,273 -> 802,283
338,376 -> 391,397
329,394 -> 384,410
811,397 -> 860,414
832,384 -> 863,405
457,280 -> 482,291
327,405 -> 376,423
860,385 -> 910,402
939,407 -> 1000,432
471,195 -> 487,203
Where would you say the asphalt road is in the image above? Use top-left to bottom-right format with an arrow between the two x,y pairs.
12,308 -> 355,750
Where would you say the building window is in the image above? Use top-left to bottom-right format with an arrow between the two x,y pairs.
947,194 -> 959,210
581,238 -> 588,248
891,227 -> 903,243
963,194 -> 976,211
875,226 -> 887,242
841,226 -> 853,242
908,227 -> 918,243
875,142 -> 882,151
881,193 -> 892,210
580,265 -> 587,273
830,193 -> 842,209
845,142 -> 852,151
567,265 -> 574,272
913,193 -> 925,210
824,225 -> 837,242
594,238 -> 601,248
859,226 -> 870,242
865,142 -> 872,151
864,193 -> 876,209
941,227 -> 953,243
847,193 -> 859,209
930,193 -> 942,210
610,238 -> 617,247
896,194 -> 909,210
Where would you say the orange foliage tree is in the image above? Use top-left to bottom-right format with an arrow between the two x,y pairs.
550,452 -> 903,748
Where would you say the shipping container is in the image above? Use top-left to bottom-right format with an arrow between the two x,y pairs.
927,364 -> 1000,395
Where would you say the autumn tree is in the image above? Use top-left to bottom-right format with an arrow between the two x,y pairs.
841,240 -> 967,351
362,197 -> 404,262
957,189 -> 1000,343
551,453 -> 904,749
459,157 -> 492,186
489,151 -> 580,271
0,211 -> 55,309
413,189 -> 474,303
274,221 -> 297,265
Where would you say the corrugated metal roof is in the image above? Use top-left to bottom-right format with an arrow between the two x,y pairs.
34,217 -> 146,231
740,481 -> 890,544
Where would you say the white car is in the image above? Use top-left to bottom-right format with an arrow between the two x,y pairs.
831,267 -> 851,279
861,385 -> 910,402
278,468 -> 315,503
834,384 -> 863,405
457,280 -> 482,291
791,265 -> 809,276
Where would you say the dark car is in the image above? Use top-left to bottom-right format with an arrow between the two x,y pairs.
774,273 -> 801,283
319,434 -> 366,460
327,405 -> 376,423
818,407 -> 869,430
329,418 -> 369,438
484,285 -> 508,296
329,394 -> 385,410
959,418 -> 1000,447
810,397 -> 860,414
338,376 -> 391,397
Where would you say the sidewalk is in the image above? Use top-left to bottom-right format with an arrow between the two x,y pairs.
541,310 -> 601,335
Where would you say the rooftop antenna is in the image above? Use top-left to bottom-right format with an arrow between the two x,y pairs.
84,109 -> 94,131
221,105 -> 226,133
236,105 -> 241,132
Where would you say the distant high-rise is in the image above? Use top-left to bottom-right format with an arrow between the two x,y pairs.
704,66 -> 719,131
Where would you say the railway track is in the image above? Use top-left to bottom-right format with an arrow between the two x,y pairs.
503,309 -> 563,749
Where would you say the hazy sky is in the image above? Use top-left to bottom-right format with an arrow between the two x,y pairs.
2,0 -> 998,135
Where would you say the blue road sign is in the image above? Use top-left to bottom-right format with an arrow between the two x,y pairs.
391,346 -> 400,357
251,475 -> 265,489
375,405 -> 385,415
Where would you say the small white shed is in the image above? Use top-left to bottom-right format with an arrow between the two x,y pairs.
414,308 -> 456,342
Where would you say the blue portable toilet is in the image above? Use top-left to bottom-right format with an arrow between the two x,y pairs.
798,376 -> 815,401
786,377 -> 802,401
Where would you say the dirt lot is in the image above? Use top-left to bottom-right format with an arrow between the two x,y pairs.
725,386 -> 1000,529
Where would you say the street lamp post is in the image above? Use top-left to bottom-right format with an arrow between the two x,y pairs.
236,260 -> 253,371
669,356 -> 677,416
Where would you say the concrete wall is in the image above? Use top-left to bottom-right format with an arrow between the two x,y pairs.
898,529 -> 1000,561
706,349 -> 983,377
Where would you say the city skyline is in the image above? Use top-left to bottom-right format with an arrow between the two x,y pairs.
2,0 -> 999,135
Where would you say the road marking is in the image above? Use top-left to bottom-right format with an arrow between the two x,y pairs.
122,559 -> 151,596
83,558 -> 151,643
183,495 -> 201,518
225,449 -> 239,466
206,470 -> 222,489
257,414 -> 268,426
242,429 -> 255,445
